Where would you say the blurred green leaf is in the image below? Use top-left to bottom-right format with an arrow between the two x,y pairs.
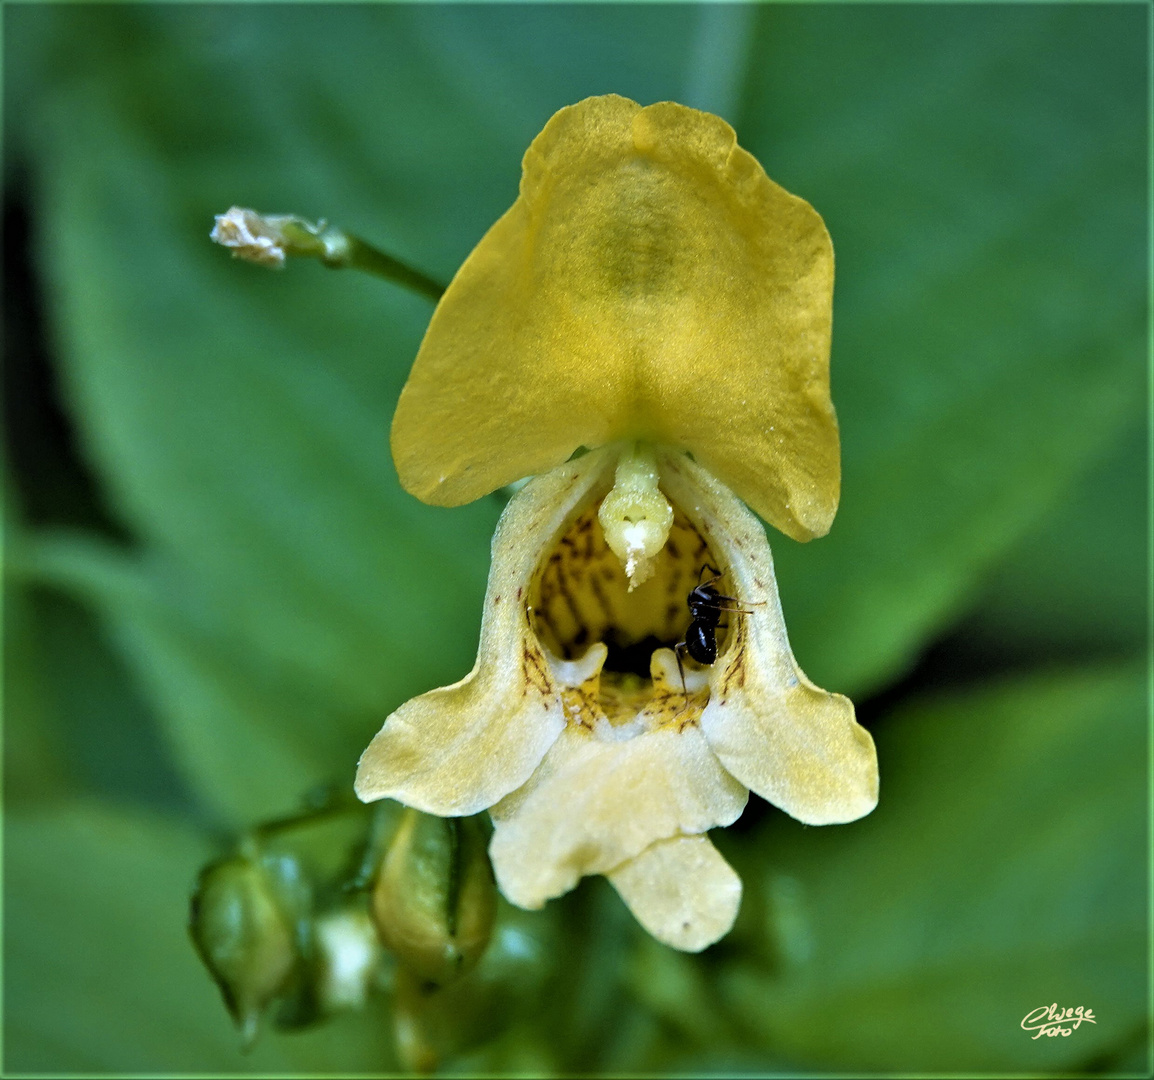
743,5 -> 1147,693
2,576 -> 76,806
614,932 -> 801,1074
718,664 -> 1148,1072
625,935 -> 734,1048
961,418 -> 1147,659
4,494 -> 189,811
3,803 -> 400,1073
22,532 -> 368,822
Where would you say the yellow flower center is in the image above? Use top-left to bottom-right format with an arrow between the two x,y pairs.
527,493 -> 735,734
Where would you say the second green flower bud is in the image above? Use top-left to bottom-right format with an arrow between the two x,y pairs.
372,810 -> 496,987
189,854 -> 301,1046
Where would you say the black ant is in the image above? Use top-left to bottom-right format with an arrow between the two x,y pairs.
674,565 -> 760,696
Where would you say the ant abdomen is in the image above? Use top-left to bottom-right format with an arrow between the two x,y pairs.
684,620 -> 718,665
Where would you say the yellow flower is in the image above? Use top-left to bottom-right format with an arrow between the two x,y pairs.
356,95 -> 878,952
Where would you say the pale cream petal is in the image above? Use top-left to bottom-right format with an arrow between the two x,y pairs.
488,724 -> 747,909
607,834 -> 741,953
660,452 -> 879,825
355,449 -> 617,815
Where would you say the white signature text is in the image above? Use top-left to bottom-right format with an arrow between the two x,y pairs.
1021,1004 -> 1097,1039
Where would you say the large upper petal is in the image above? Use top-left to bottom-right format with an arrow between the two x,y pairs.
660,452 -> 879,825
392,94 -> 839,541
355,449 -> 616,815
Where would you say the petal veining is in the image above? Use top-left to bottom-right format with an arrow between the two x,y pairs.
659,452 -> 879,825
355,449 -> 617,815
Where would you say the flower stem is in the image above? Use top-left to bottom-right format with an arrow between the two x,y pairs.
211,207 -> 446,301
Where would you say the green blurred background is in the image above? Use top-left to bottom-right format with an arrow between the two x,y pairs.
3,3 -> 1149,1074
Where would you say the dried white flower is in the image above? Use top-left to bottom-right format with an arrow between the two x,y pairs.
210,207 -> 294,268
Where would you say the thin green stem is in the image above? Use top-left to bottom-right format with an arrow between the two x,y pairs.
212,207 -> 446,301
324,231 -> 445,301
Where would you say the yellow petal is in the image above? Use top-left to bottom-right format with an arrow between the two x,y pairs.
355,448 -> 616,815
392,94 -> 839,541
606,834 -> 741,953
488,721 -> 747,909
659,452 -> 879,825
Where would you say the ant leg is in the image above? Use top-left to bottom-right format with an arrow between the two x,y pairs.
674,641 -> 689,698
697,563 -> 722,586
671,641 -> 696,727
703,594 -> 763,614
695,567 -> 765,614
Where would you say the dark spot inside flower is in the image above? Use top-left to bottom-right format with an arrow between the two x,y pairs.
601,633 -> 666,677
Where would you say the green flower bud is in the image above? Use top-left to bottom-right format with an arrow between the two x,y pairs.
372,809 -> 496,987
189,854 -> 300,1047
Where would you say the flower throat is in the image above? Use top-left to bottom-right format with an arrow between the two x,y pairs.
528,500 -> 728,681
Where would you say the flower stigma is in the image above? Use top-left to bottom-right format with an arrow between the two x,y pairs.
597,443 -> 674,591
